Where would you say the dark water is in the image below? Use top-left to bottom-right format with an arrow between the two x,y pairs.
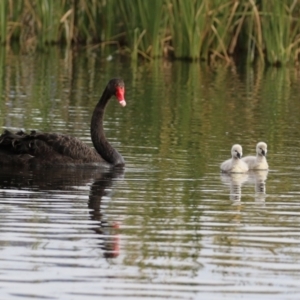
1,48 -> 300,299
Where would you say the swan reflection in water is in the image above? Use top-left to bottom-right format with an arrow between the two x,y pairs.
221,170 -> 268,202
0,166 -> 124,258
88,168 -> 124,258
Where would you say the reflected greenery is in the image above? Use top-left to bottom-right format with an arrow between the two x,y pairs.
1,47 -> 300,295
1,47 -> 300,197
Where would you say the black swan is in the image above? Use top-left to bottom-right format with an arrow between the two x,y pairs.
0,78 -> 126,168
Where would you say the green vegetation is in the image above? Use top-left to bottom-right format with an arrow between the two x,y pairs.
1,0 -> 300,65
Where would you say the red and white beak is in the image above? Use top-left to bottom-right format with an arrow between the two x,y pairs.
115,86 -> 126,107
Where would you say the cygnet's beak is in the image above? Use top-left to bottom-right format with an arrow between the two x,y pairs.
261,150 -> 266,156
237,152 -> 241,159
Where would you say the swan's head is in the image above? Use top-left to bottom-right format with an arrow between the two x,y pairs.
256,142 -> 267,156
109,78 -> 126,107
231,144 -> 243,159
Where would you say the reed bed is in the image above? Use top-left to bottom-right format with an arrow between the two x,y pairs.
1,0 -> 300,65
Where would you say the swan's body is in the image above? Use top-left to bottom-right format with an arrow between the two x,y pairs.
220,144 -> 249,173
0,78 -> 126,168
241,142 -> 268,170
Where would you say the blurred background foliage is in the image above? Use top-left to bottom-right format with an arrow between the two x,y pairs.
0,0 -> 300,65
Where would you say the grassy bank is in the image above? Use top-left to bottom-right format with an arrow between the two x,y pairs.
1,0 -> 300,65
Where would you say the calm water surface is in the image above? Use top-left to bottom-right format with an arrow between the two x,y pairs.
1,49 -> 300,299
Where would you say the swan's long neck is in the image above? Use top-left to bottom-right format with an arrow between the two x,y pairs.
90,88 -> 124,166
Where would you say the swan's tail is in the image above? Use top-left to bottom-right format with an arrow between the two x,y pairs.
0,130 -> 35,165
0,130 -> 36,154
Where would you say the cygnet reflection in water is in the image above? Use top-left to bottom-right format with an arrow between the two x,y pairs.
221,170 -> 268,203
247,170 -> 269,202
221,173 -> 249,202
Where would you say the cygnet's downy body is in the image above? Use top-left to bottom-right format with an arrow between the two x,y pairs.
241,142 -> 268,170
220,144 -> 249,173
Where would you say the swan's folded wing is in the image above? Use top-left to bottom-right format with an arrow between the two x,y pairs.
30,132 -> 105,163
0,130 -> 104,164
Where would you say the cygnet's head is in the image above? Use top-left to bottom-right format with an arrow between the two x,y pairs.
256,142 -> 267,156
231,144 -> 243,159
